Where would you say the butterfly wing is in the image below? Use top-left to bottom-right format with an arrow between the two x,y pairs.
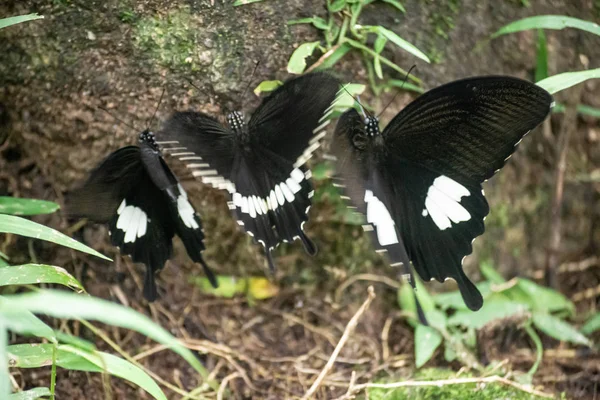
66,146 -> 142,222
67,146 -> 176,300
158,111 -> 236,193
247,72 -> 340,167
383,76 -> 554,184
139,143 -> 217,289
330,109 -> 414,280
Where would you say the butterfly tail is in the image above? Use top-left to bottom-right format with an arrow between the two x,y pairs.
266,249 -> 277,273
456,271 -> 483,311
298,231 -> 317,256
143,267 -> 159,301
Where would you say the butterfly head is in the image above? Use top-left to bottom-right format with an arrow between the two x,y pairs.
226,111 -> 245,134
364,116 -> 380,137
139,129 -> 159,151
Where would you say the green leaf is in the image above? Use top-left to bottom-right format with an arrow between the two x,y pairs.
0,14 -> 44,30
0,214 -> 110,261
552,103 -> 600,118
287,41 -> 321,74
532,312 -> 591,346
371,26 -> 430,63
434,281 -> 493,311
0,264 -> 84,291
321,83 -> 366,120
379,0 -> 405,13
398,279 -> 440,327
373,56 -> 383,79
288,17 -> 329,31
8,344 -> 167,400
448,294 -> 529,329
480,260 -> 505,284
385,79 -> 425,94
535,29 -> 548,82
491,15 -> 600,39
0,304 -> 56,342
233,0 -> 264,5
328,0 -> 347,12
9,387 -> 51,400
374,34 -> 387,53
581,313 -> 600,335
191,275 -> 279,300
1,290 -> 210,382
514,279 -> 574,314
253,80 -> 283,96
537,68 -> 600,94
314,43 -> 352,71
414,324 -> 442,368
0,197 -> 59,216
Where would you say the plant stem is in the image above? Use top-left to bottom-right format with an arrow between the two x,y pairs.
50,343 -> 57,400
0,323 -> 8,399
523,323 -> 543,378
345,39 -> 422,84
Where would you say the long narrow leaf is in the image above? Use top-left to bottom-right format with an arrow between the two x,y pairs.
0,14 -> 44,30
1,290 -> 211,383
314,43 -> 352,71
0,197 -> 59,216
581,313 -> 600,335
8,344 -> 166,400
532,312 -> 591,346
371,26 -> 430,63
0,214 -> 110,261
535,29 -> 548,82
0,301 -> 56,342
0,264 -> 83,290
492,15 -> 600,39
537,68 -> 600,94
9,387 -> 51,400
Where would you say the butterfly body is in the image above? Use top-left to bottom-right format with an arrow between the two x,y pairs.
160,72 -> 339,269
332,76 -> 553,310
67,129 -> 216,300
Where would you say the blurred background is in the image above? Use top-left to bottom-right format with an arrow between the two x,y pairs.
1,0 -> 599,399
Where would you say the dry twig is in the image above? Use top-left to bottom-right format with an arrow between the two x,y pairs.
302,286 -> 376,399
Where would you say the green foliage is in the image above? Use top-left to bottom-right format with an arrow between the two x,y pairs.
368,368 -> 550,399
286,0 -> 427,94
9,344 -> 166,400
581,313 -> 600,335
537,68 -> 600,94
492,15 -> 600,38
0,196 -> 215,398
0,214 -> 109,261
233,0 -> 265,5
0,197 -> 59,216
8,387 -> 51,400
398,263 -> 592,371
0,14 -> 44,30
491,15 -> 600,96
253,80 -> 283,95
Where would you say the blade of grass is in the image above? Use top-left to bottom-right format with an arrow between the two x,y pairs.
537,68 -> 600,94
0,197 -> 60,216
0,214 -> 110,261
0,264 -> 84,291
0,14 -> 44,30
492,15 -> 600,38
0,290 -> 215,388
535,29 -> 548,82
8,387 -> 51,399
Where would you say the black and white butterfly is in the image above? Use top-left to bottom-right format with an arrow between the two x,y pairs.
331,76 -> 553,311
66,129 -> 217,301
158,72 -> 340,271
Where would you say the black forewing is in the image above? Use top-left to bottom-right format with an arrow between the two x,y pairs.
383,76 -> 553,184
330,109 -> 414,280
248,72 -> 340,166
66,146 -> 142,222
159,111 -> 236,192
139,144 -> 217,288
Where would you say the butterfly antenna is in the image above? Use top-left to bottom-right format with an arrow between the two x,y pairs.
340,84 -> 374,120
377,64 -> 416,118
147,87 -> 166,130
186,79 -> 204,93
241,60 -> 261,104
98,106 -> 139,132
